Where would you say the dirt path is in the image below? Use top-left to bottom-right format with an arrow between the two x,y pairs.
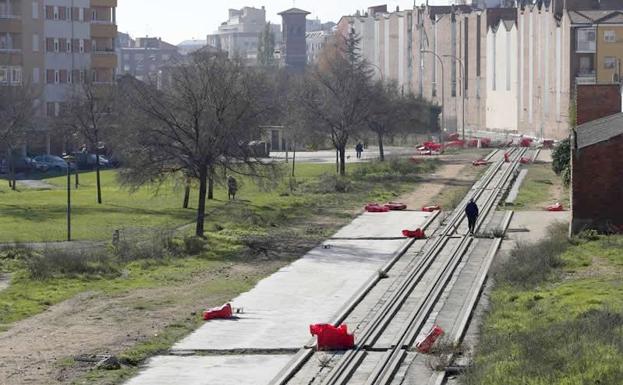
398,152 -> 485,210
0,150 -> 489,385
0,262 -> 283,385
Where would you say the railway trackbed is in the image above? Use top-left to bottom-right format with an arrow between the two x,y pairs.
271,147 -> 533,385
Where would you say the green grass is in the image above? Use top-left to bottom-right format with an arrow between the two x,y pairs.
465,233 -> 623,385
512,163 -> 570,210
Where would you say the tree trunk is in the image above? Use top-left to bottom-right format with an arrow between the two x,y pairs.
9,157 -> 16,191
183,178 -> 190,209
339,146 -> 346,176
95,153 -> 102,204
335,149 -> 339,174
196,164 -> 208,237
291,145 -> 296,177
207,166 -> 214,200
75,171 -> 79,189
377,132 -> 385,162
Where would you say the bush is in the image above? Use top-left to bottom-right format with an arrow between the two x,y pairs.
23,247 -> 120,280
351,157 -> 439,182
302,173 -> 353,194
183,236 -> 207,255
493,222 -> 570,287
113,229 -> 182,262
552,138 -> 570,186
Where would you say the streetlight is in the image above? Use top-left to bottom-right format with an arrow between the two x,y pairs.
443,54 -> 466,141
62,154 -> 75,242
421,49 -> 445,140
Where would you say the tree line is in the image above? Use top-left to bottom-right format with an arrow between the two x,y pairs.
0,30 -> 440,237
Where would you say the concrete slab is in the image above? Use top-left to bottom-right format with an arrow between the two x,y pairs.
174,239 -> 408,351
332,211 -> 431,239
506,210 -> 569,245
537,149 -> 553,163
505,169 -> 528,204
125,355 -> 292,385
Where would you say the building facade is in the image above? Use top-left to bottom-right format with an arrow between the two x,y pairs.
279,8 -> 310,72
0,0 -> 117,153
338,1 -> 622,140
117,35 -> 181,82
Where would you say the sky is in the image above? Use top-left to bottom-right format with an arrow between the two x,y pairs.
117,0 -> 451,45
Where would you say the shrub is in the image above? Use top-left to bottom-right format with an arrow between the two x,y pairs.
493,222 -> 570,287
23,247 -> 120,280
113,229 -> 181,262
302,174 -> 353,194
183,236 -> 207,255
351,157 -> 438,182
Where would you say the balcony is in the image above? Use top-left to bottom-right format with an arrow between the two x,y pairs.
0,0 -> 21,20
0,17 -> 21,33
92,52 -> 117,68
91,0 -> 117,7
575,71 -> 596,85
91,23 -> 117,38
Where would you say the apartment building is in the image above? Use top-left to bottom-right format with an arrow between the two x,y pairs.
207,6 -> 281,65
0,0 -> 117,153
338,1 -> 622,140
117,35 -> 182,82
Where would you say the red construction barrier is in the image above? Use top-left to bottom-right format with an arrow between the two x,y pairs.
467,139 -> 479,148
445,140 -> 465,149
542,140 -> 554,149
385,202 -> 407,211
504,152 -> 510,162
310,324 -> 355,350
480,138 -> 492,148
422,205 -> 441,212
415,325 -> 444,353
546,202 -> 564,212
446,133 -> 459,141
422,141 -> 443,151
520,157 -> 532,164
520,138 -> 533,147
365,203 -> 389,212
203,303 -> 233,321
402,229 -> 426,239
472,159 -> 489,166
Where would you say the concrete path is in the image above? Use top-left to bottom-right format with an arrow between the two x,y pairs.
126,211 -> 431,385
270,146 -> 416,164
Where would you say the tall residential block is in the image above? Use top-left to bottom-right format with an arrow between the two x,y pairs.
0,0 -> 117,154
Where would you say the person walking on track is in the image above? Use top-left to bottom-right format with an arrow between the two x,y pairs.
465,198 -> 479,235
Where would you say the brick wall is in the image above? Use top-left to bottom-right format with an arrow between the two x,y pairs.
571,133 -> 623,233
576,84 -> 622,125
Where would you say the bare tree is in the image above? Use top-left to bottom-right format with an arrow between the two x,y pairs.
118,52 -> 275,237
297,31 -> 373,176
58,81 -> 117,204
0,84 -> 36,190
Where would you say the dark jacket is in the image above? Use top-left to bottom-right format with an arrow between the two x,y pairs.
465,201 -> 479,218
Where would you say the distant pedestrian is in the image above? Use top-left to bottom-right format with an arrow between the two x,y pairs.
355,143 -> 364,159
227,176 -> 238,201
465,198 -> 479,235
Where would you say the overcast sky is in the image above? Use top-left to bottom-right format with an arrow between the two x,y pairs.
117,0 -> 451,45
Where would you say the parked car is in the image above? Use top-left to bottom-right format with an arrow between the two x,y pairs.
0,156 -> 47,174
32,155 -> 76,172
72,152 -> 111,170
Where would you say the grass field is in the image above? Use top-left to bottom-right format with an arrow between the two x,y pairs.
465,229 -> 623,385
512,162 -> 570,210
0,162 -> 394,243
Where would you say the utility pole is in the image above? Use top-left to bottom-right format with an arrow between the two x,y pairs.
443,54 -> 466,141
421,50 -> 445,139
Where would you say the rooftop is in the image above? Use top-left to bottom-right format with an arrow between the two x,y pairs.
576,112 -> 623,149
278,8 -> 311,16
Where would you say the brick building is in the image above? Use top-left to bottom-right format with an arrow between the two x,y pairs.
571,111 -> 623,234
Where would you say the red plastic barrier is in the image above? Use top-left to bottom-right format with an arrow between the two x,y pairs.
467,139 -> 479,148
472,159 -> 489,166
422,205 -> 441,212
542,140 -> 554,149
446,133 -> 459,141
422,141 -> 443,151
520,138 -> 533,147
546,202 -> 564,212
402,229 -> 426,239
520,157 -> 532,164
415,325 -> 444,353
310,324 -> 355,350
445,140 -> 465,149
203,303 -> 233,321
385,202 -> 407,211
365,203 -> 389,213
480,138 -> 492,148
504,152 -> 510,162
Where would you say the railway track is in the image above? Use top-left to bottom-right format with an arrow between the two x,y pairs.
271,147 -> 530,385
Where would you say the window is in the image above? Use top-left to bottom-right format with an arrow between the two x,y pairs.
79,39 -> 84,53
604,30 -> 616,43
53,6 -> 59,20
0,67 -> 8,84
54,70 -> 60,83
33,67 -> 40,83
33,34 -> 39,52
91,9 -> 96,21
576,28 -> 596,52
66,39 -> 71,52
604,56 -> 617,69
79,7 -> 84,21
32,1 -> 39,19
67,70 -> 72,83
11,67 -> 21,84
54,38 -> 59,52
